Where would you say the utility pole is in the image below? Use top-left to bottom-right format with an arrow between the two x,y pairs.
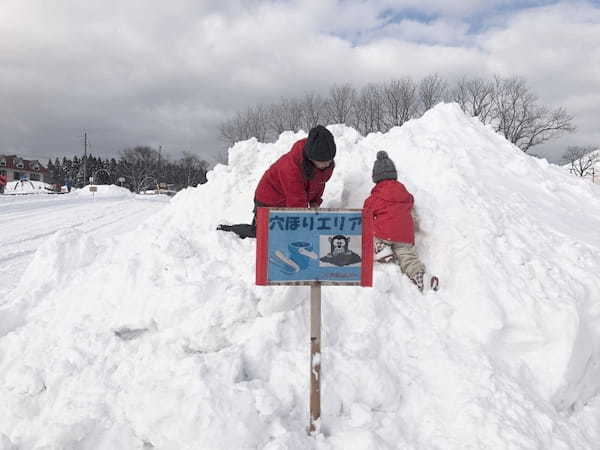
158,145 -> 162,183
84,132 -> 87,185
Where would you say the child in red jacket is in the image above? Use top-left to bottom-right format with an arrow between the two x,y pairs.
363,151 -> 438,292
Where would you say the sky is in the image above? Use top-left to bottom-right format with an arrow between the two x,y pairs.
1,0 -> 599,165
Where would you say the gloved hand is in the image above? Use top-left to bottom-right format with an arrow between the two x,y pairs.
217,224 -> 256,239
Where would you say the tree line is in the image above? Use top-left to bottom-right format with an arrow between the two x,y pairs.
219,74 -> 575,154
47,147 -> 208,192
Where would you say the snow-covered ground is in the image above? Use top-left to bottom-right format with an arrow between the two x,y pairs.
0,189 -> 169,295
1,104 -> 600,449
4,180 -> 53,195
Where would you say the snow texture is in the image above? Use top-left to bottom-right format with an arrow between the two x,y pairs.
74,185 -> 134,198
0,192 -> 168,295
3,180 -> 53,195
1,104 -> 600,449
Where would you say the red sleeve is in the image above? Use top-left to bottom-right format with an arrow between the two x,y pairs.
278,159 -> 309,207
309,166 -> 334,207
398,183 -> 414,208
310,183 -> 325,207
363,194 -> 377,219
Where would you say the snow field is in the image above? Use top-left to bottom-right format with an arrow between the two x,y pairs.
3,180 -> 53,194
1,104 -> 600,449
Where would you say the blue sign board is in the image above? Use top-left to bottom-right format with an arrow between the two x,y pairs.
256,208 -> 373,286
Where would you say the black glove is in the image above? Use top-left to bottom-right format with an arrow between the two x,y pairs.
216,224 -> 256,239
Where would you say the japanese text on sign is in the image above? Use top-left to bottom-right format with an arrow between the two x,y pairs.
269,215 -> 362,232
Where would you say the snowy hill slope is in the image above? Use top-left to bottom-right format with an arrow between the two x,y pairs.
1,104 -> 600,449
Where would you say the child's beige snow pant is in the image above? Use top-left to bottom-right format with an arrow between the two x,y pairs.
376,238 -> 425,279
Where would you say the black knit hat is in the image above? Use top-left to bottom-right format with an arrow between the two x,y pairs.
304,125 -> 336,161
372,151 -> 397,183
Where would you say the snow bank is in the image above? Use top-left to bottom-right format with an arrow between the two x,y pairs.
73,184 -> 133,198
1,104 -> 600,449
3,180 -> 52,194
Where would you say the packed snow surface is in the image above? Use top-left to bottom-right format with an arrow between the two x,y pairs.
0,192 -> 169,296
1,104 -> 600,449
74,184 -> 135,198
3,180 -> 53,194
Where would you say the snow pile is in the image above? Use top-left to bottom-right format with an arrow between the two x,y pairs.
3,180 -> 53,194
73,184 -> 133,198
1,104 -> 600,449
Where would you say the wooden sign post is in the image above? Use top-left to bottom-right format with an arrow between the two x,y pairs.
309,284 -> 321,433
256,208 -> 373,434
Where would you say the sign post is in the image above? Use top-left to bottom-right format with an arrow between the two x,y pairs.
310,283 -> 321,433
256,208 -> 373,434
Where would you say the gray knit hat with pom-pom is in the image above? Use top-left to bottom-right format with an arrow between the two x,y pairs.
372,151 -> 398,183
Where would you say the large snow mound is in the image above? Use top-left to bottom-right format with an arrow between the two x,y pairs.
1,104 -> 600,449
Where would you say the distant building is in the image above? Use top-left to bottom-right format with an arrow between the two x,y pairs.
0,155 -> 48,182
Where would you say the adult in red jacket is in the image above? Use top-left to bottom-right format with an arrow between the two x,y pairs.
217,125 -> 336,238
363,151 -> 437,292
254,125 -> 336,208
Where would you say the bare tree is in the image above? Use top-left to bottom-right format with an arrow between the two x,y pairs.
218,111 -> 251,147
267,101 -> 288,138
120,146 -> 159,192
301,92 -> 326,132
419,73 -> 448,113
383,78 -> 418,129
562,146 -> 599,177
180,151 -> 208,187
217,117 -> 237,147
352,86 -> 368,135
452,76 -> 495,123
218,106 -> 269,147
245,105 -> 269,142
491,76 -> 575,152
283,98 -> 304,132
353,83 -> 385,135
218,73 -> 575,155
325,83 -> 356,124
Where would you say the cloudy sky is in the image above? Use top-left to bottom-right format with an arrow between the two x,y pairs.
1,0 -> 599,164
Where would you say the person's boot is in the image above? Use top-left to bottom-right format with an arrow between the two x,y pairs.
411,271 -> 425,292
430,275 -> 439,291
375,242 -> 395,263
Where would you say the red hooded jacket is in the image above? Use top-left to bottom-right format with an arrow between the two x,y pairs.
363,179 -> 415,244
0,174 -> 7,186
254,138 -> 334,207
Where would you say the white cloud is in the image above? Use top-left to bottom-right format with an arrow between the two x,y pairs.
0,0 -> 598,162
479,2 -> 600,157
